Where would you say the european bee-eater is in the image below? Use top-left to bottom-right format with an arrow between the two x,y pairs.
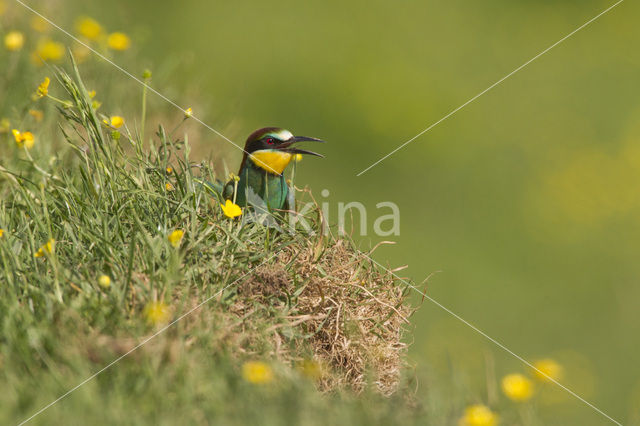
215,127 -> 324,213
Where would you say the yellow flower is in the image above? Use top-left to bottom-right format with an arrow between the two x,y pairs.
166,167 -> 173,174
33,39 -> 64,65
294,153 -> 303,162
458,404 -> 498,426
165,182 -> 175,191
29,109 -> 44,122
0,229 -> 4,238
144,301 -> 171,325
533,359 -> 562,382
502,373 -> 533,402
184,107 -> 193,118
168,229 -> 184,248
31,16 -> 49,33
12,129 -> 35,150
34,238 -> 55,257
98,274 -> 111,288
36,77 -> 50,98
4,31 -> 25,51
88,90 -> 96,99
242,361 -> 274,384
75,17 -> 103,40
220,199 -> 242,218
105,116 -> 124,129
107,32 -> 131,51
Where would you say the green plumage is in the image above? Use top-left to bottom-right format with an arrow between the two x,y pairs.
223,159 -> 293,212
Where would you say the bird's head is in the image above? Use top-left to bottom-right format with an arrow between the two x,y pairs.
240,127 -> 324,175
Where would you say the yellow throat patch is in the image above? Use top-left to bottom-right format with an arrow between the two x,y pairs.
249,150 -> 293,175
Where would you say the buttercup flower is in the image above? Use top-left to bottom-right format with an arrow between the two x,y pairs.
98,274 -> 111,288
166,167 -> 173,174
165,182 -> 175,191
184,107 -> 193,119
105,116 -> 124,129
144,301 -> 171,325
220,199 -> 242,218
107,32 -> 131,51
0,229 -> 4,238
37,77 -> 50,98
34,238 -> 55,257
502,373 -> 533,402
294,153 -> 303,162
533,359 -> 562,382
12,129 -> 35,149
75,17 -> 103,40
4,31 -> 25,51
242,361 -> 274,384
458,404 -> 497,426
110,116 -> 124,128
33,39 -> 64,64
168,229 -> 184,248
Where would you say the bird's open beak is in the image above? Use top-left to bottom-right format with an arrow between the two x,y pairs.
292,136 -> 325,144
279,135 -> 325,157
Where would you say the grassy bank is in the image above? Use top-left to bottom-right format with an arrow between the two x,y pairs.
0,62 -> 423,425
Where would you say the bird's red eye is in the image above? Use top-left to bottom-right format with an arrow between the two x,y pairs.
266,138 -> 274,145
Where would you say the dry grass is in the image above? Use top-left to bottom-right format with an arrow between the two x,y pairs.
234,237 -> 414,395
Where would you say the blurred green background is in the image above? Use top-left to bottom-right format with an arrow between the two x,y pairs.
9,0 -> 640,423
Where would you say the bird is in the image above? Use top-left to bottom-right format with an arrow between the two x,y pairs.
205,127 -> 324,214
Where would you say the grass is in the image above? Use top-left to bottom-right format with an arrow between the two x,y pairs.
0,60 -> 425,425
